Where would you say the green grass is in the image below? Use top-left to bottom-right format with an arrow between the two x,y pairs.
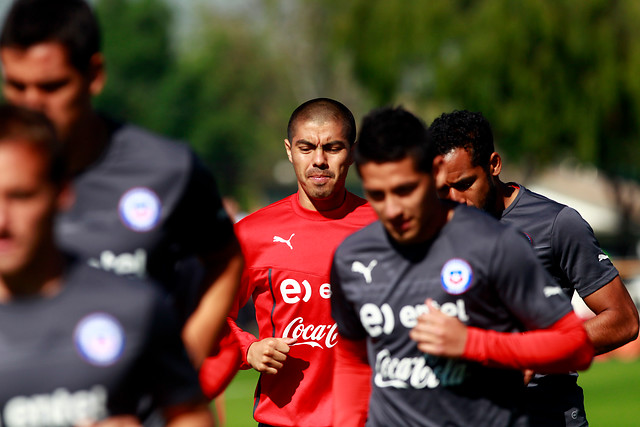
580,357 -> 640,426
212,369 -> 259,427
214,358 -> 640,426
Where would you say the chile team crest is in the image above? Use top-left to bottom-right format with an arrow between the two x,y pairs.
440,258 -> 473,295
118,187 -> 162,232
74,313 -> 126,366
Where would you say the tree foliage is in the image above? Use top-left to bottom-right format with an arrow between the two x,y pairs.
329,0 -> 640,182
93,0 -> 297,206
91,0 -> 640,236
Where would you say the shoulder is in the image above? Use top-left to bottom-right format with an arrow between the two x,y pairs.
454,204 -> 508,234
510,185 -> 566,217
344,192 -> 378,223
336,221 -> 386,257
65,261 -> 162,310
108,122 -> 194,170
233,196 -> 296,244
513,186 -> 593,235
235,196 -> 293,231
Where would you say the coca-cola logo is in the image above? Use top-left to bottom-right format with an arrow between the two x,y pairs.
282,317 -> 338,349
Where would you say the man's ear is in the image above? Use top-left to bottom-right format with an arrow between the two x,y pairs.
284,139 -> 293,163
346,142 -> 355,166
488,152 -> 502,177
88,53 -> 106,96
432,155 -> 446,188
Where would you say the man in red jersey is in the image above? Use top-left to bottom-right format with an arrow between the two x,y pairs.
225,98 -> 377,427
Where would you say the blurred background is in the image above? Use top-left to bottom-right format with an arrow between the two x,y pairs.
0,0 -> 638,252
1,1 -> 640,425
0,1 -> 636,235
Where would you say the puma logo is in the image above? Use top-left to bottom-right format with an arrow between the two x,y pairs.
352,260 -> 378,284
598,253 -> 609,262
273,233 -> 295,250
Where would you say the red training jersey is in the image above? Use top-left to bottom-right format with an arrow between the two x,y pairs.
228,192 -> 377,427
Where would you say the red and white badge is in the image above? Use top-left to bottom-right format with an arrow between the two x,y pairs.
440,258 -> 473,295
118,187 -> 161,232
74,313 -> 126,366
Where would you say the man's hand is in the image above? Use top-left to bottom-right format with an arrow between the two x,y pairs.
409,299 -> 468,357
247,337 -> 297,374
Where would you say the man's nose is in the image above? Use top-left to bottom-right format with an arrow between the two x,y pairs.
383,196 -> 403,220
20,87 -> 47,111
312,147 -> 328,168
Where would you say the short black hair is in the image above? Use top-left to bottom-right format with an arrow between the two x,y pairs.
0,0 -> 101,72
355,106 -> 435,173
0,103 -> 67,183
429,110 -> 494,169
287,98 -> 356,145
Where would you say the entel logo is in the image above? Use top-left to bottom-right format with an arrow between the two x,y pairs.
88,249 -> 147,278
3,386 -> 107,427
280,279 -> 331,304
360,299 -> 469,337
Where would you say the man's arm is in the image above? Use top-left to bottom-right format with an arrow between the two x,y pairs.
582,275 -> 639,355
552,207 -> 639,355
182,236 -> 244,368
410,299 -> 594,373
333,337 -> 371,427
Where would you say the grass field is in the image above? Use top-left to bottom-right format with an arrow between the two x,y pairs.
216,357 -> 640,426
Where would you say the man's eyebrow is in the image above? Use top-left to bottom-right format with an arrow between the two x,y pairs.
293,139 -> 347,146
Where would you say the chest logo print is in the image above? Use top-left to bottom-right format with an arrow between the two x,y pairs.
273,233 -> 295,249
441,258 -> 473,295
119,187 -> 161,232
74,313 -> 126,366
352,260 -> 378,284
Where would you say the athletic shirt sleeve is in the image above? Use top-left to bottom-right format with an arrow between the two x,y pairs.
491,225 -> 574,330
166,151 -> 235,256
551,206 -> 619,298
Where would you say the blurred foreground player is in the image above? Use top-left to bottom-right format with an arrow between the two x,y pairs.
430,109 -> 639,426
218,98 -> 377,426
330,106 -> 594,426
0,104 -> 213,426
0,0 -> 243,368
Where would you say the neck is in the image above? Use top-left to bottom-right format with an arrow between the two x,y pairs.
495,179 -> 519,216
66,111 -> 109,176
298,187 -> 348,212
0,246 -> 65,302
416,198 -> 456,244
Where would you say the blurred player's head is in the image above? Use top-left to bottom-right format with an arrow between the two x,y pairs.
356,106 -> 444,245
0,0 -> 105,144
0,104 -> 70,283
285,98 -> 356,211
429,110 -> 501,215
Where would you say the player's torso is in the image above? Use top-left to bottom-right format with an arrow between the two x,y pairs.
0,266 -> 155,426
236,194 -> 376,426
55,124 -> 191,289
501,186 -> 564,285
240,196 -> 375,347
336,212 -> 528,426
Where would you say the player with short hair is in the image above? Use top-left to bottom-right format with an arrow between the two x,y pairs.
220,98 -> 377,427
0,0 -> 243,370
330,106 -> 594,426
429,109 -> 639,426
0,103 -> 213,426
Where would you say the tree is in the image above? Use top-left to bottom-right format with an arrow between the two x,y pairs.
329,0 -> 640,253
